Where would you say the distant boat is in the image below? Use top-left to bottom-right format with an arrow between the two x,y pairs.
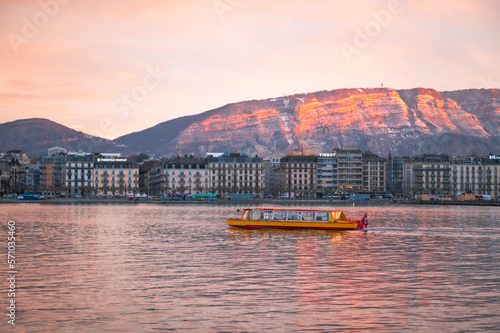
227,208 -> 368,230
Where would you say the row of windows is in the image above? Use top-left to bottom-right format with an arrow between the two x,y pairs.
211,164 -> 261,169
66,163 -> 93,168
165,164 -> 207,169
212,170 -> 258,175
170,171 -> 208,175
171,178 -> 209,183
212,176 -> 255,181
96,170 -> 133,175
96,176 -> 135,181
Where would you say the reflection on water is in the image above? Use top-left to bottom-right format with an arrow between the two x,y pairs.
0,204 -> 499,332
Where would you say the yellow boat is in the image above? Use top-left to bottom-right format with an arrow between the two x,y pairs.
227,208 -> 368,230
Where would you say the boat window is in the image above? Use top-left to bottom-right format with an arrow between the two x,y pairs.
273,210 -> 287,220
332,211 -> 342,220
302,211 -> 315,222
241,210 -> 249,220
316,211 -> 329,222
260,210 -> 273,221
251,209 -> 260,220
287,211 -> 301,221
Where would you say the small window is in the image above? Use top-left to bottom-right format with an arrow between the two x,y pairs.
260,210 -> 273,221
302,211 -> 315,222
251,209 -> 261,220
316,211 -> 329,222
273,210 -> 287,220
287,211 -> 301,221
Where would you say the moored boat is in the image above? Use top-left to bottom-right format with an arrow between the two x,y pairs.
227,208 -> 368,230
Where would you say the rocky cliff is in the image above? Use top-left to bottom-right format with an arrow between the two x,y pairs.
3,88 -> 497,159
115,87 -> 499,158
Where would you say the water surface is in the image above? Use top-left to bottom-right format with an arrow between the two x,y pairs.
0,203 -> 498,332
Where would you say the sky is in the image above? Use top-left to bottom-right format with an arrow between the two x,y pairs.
1,0 -> 499,139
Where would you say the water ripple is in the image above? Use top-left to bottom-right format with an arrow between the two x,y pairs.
0,204 -> 498,332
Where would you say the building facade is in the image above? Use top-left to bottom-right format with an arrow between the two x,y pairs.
94,158 -> 139,197
481,158 -> 500,198
334,148 -> 362,192
277,153 -> 317,198
451,157 -> 499,198
65,152 -> 94,197
403,154 -> 451,197
386,155 -> 408,195
164,157 -> 210,196
362,151 -> 387,193
316,153 -> 338,196
0,161 -> 10,195
41,153 -> 66,197
208,153 -> 264,196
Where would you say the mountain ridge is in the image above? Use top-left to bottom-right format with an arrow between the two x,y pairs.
115,87 -> 498,158
0,118 -> 133,157
1,87 -> 499,158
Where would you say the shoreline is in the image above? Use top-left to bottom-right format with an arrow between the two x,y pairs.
1,198 -> 499,207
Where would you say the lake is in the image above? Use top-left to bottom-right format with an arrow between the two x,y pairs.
0,203 -> 499,332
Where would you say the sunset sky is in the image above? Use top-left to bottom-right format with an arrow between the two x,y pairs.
1,0 -> 499,139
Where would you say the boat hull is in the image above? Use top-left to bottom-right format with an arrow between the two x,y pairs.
227,219 -> 359,230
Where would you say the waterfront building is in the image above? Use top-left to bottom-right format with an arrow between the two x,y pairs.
268,163 -> 286,198
25,161 -> 41,191
277,153 -> 317,198
316,153 -> 338,197
208,153 -> 263,196
403,154 -> 451,197
164,157 -> 210,196
139,160 -> 160,196
40,152 -> 66,197
0,161 -> 10,194
362,151 -> 387,193
8,159 -> 23,192
451,156 -> 499,198
386,154 -> 408,195
481,157 -> 500,198
148,161 -> 166,197
94,157 -> 139,197
65,152 -> 94,197
333,147 -> 362,192
263,159 -> 272,196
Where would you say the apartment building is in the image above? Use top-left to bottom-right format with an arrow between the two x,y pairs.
334,148 -> 362,191
65,152 -> 94,197
386,154 -> 408,195
316,153 -> 337,196
40,153 -> 66,197
362,151 -> 387,193
451,157 -> 499,198
208,153 -> 263,195
94,158 -> 139,197
277,153 -> 317,198
403,154 -> 451,197
164,157 -> 210,196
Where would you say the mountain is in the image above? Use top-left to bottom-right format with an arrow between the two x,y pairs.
3,88 -> 498,159
442,89 -> 500,147
0,118 -> 131,157
114,87 -> 499,158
